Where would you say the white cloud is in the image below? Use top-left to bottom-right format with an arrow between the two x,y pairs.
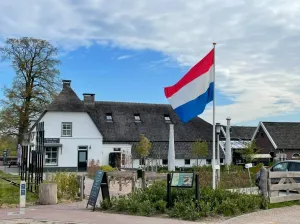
1,0 -> 300,124
117,55 -> 133,60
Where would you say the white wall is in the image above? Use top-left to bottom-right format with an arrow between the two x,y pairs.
31,111 -> 103,168
102,144 -> 132,167
132,158 -> 213,169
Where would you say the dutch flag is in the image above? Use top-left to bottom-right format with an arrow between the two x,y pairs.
164,49 -> 214,123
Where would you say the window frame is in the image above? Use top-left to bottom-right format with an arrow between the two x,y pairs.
184,159 -> 191,165
288,162 -> 300,171
139,158 -> 145,166
45,147 -> 58,166
164,114 -> 171,123
105,113 -> 113,121
271,162 -> 289,171
61,122 -> 72,137
162,159 -> 168,165
292,153 -> 300,159
134,113 -> 141,122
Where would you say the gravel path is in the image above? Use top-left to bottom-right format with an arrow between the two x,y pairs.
222,205 -> 300,224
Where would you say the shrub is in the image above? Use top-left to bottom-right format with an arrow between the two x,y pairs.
99,181 -> 268,221
87,159 -> 100,178
99,165 -> 116,172
137,200 -> 156,216
50,172 -> 78,200
87,159 -> 116,178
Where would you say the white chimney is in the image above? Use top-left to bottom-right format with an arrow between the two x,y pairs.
225,117 -> 232,165
168,124 -> 175,171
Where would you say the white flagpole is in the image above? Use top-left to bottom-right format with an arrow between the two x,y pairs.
212,42 -> 216,190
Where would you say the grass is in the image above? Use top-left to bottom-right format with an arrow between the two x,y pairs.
0,170 -> 38,207
268,200 -> 300,209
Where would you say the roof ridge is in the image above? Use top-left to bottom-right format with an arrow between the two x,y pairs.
262,121 -> 300,124
89,100 -> 171,106
231,125 -> 256,128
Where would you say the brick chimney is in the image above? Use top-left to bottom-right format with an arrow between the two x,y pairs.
62,80 -> 71,88
83,93 -> 95,105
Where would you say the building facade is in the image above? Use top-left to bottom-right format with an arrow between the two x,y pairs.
252,121 -> 300,162
30,80 -> 225,172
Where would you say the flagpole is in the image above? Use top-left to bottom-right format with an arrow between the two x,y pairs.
212,42 -> 216,190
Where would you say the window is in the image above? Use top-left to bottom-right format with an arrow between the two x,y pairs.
292,153 -> 300,159
114,148 -> 121,152
272,162 -> 288,171
139,158 -> 145,165
106,113 -> 113,121
134,113 -> 141,122
164,114 -> 171,123
185,159 -> 190,165
61,122 -> 72,137
45,147 -> 58,165
162,159 -> 168,165
78,146 -> 88,150
260,132 -> 264,138
289,162 -> 300,171
206,159 -> 212,165
220,158 -> 224,163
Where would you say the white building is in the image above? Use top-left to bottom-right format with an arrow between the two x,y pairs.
30,80 -> 224,172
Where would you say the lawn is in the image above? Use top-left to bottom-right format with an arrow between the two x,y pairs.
0,171 -> 38,207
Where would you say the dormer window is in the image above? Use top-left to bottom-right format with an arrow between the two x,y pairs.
134,113 -> 141,122
164,114 -> 171,123
106,113 -> 113,121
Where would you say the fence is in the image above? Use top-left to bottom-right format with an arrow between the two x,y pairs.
106,171 -> 167,192
259,167 -> 300,203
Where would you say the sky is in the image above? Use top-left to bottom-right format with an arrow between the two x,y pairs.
1,0 -> 300,127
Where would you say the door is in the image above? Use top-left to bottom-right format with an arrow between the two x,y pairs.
78,150 -> 87,172
109,152 -> 121,169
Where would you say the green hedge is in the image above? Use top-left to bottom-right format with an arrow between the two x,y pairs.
100,181 -> 268,221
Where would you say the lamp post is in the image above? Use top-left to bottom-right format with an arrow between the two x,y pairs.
216,123 -> 221,186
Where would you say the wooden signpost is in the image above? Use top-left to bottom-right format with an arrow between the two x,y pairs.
86,170 -> 110,211
167,172 -> 199,209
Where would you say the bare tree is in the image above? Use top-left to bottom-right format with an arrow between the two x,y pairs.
0,37 -> 61,143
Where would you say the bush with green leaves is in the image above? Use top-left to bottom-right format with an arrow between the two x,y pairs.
50,172 -> 79,200
99,181 -> 268,221
87,159 -> 117,178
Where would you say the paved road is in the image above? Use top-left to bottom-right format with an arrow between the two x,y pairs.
1,204 -> 300,224
222,205 -> 300,224
0,207 -> 217,224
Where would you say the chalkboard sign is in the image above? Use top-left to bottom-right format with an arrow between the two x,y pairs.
86,170 -> 110,211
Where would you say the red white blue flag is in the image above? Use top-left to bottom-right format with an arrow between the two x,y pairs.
164,49 -> 214,123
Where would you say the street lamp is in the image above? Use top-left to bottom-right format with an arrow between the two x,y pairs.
216,123 -> 221,186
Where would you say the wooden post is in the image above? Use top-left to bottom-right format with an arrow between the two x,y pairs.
119,177 -> 122,191
259,166 -> 268,197
39,183 -> 58,205
131,176 -> 136,192
166,173 -> 171,208
80,175 -> 84,200
142,171 -> 146,189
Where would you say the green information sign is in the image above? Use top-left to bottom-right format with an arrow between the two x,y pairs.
171,172 -> 194,188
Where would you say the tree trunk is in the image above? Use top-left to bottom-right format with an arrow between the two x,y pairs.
18,126 -> 24,144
